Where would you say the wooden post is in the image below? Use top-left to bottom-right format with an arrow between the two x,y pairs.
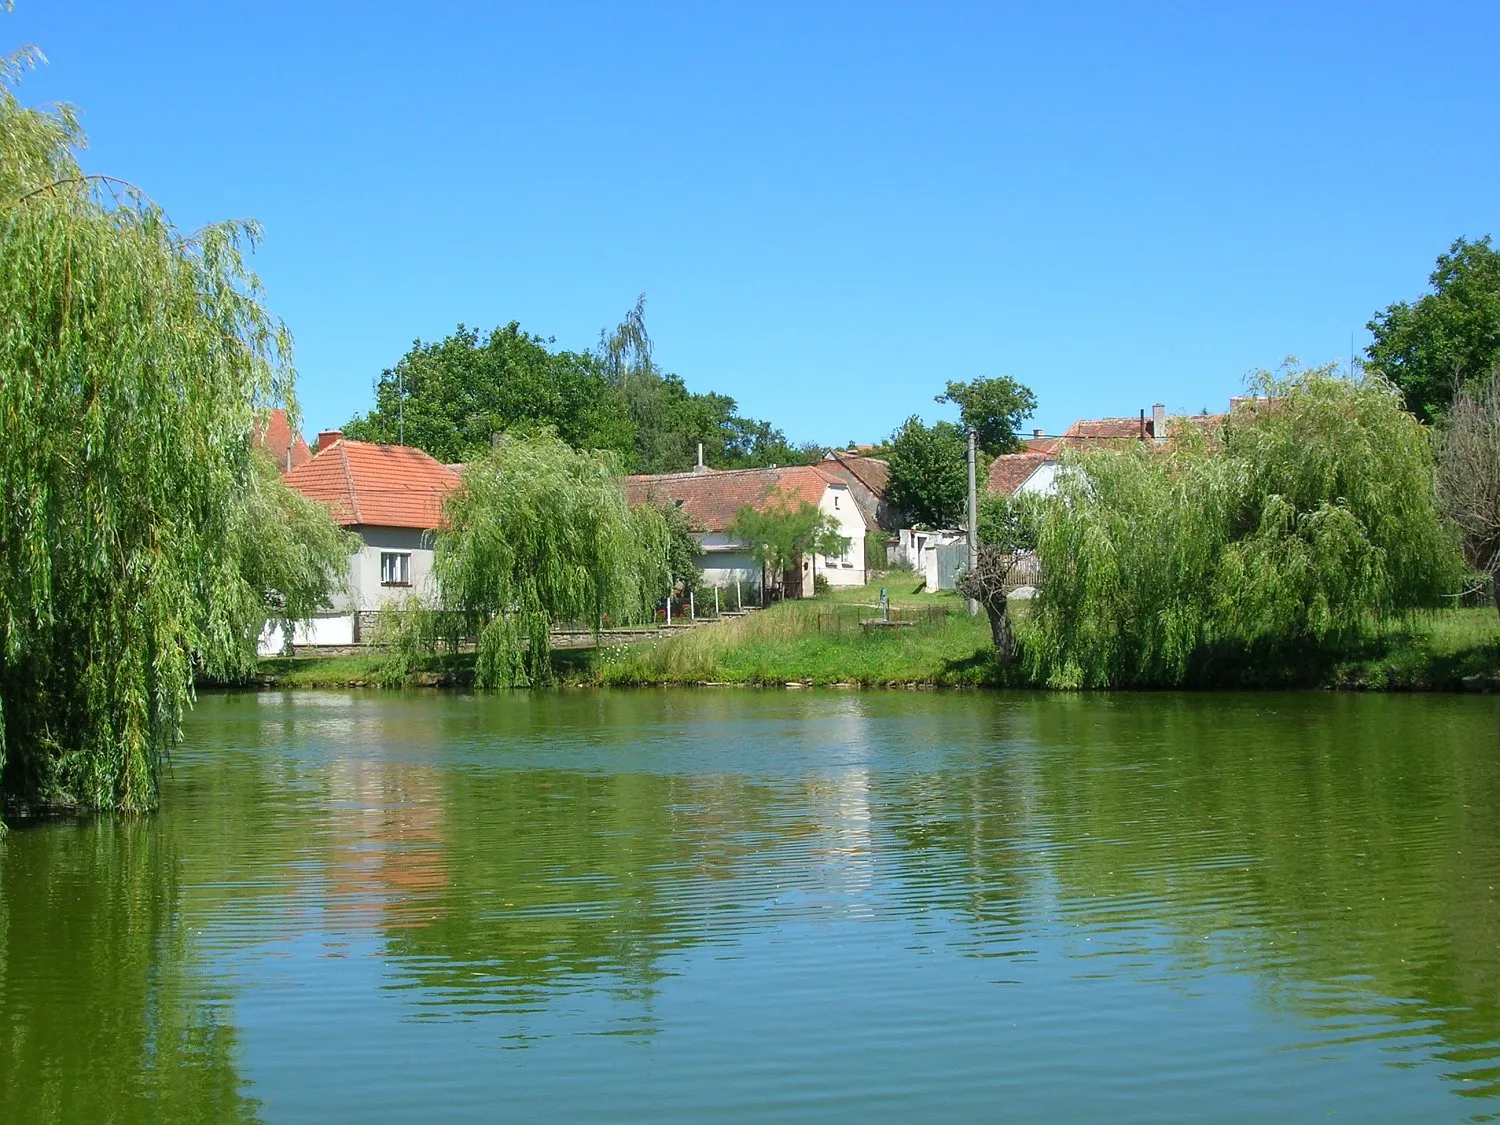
689,588 -> 695,622
714,586 -> 720,616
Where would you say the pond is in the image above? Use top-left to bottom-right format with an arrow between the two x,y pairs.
2,689 -> 1499,1122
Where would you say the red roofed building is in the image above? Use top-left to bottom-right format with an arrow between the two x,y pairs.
626,464 -> 866,597
253,407 -> 312,473
987,403 -> 1231,499
275,433 -> 461,645
819,450 -> 903,531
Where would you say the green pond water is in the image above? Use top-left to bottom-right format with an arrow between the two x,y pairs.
2,690 -> 1500,1122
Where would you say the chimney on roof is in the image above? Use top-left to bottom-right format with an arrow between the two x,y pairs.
1032,428 -> 1043,440
316,429 -> 342,453
1151,403 -> 1166,446
693,442 -> 708,474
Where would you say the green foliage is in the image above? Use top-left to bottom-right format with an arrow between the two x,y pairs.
727,498 -> 849,585
977,491 -> 1042,552
344,295 -> 818,473
0,55 -> 343,813
233,452 -> 358,659
1367,235 -> 1500,422
431,431 -> 670,687
343,322 -> 632,463
884,416 -> 968,527
660,500 -> 703,592
1026,364 -> 1463,687
936,375 -> 1037,455
598,299 -> 819,472
864,531 -> 889,569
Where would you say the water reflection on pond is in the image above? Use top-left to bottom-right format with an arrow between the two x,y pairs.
2,690 -> 1498,1122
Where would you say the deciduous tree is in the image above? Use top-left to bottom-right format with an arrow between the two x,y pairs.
1367,236 -> 1500,422
431,431 -> 670,686
727,499 -> 848,595
1435,367 -> 1500,617
936,375 -> 1037,455
1025,364 -> 1461,687
0,52 -> 349,814
884,417 -> 968,527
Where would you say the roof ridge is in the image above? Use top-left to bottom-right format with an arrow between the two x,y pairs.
336,440 -> 362,524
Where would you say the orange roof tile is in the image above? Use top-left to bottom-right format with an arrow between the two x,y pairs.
986,451 -> 1052,496
283,439 -> 461,530
626,465 -> 846,532
822,451 -> 890,498
253,408 -> 312,473
1062,417 -> 1150,444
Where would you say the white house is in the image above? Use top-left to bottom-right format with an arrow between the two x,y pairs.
626,464 -> 867,598
263,431 -> 461,652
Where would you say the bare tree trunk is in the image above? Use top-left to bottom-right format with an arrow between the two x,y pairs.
983,596 -> 1014,664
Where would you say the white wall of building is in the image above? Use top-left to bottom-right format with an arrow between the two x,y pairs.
812,484 -> 866,588
1015,460 -> 1062,497
260,525 -> 438,651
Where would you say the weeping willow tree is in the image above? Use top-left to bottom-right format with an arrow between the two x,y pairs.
0,50 -> 349,815
432,430 -> 670,687
1026,364 -> 1462,688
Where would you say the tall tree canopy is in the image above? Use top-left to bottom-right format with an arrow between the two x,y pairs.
343,322 -> 634,463
1026,364 -> 1461,688
0,51 -> 349,814
431,431 -> 670,687
936,375 -> 1037,455
884,416 -> 969,527
346,296 -> 818,472
1367,235 -> 1500,422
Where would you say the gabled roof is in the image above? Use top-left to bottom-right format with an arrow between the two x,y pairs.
986,450 -> 1052,496
626,465 -> 849,532
283,438 -> 461,530
821,450 -> 890,497
253,407 -> 312,473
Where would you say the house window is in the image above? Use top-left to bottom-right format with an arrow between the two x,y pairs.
840,540 -> 853,568
834,495 -> 840,509
380,551 -> 411,586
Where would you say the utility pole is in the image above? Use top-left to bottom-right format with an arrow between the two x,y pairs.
966,426 -> 979,616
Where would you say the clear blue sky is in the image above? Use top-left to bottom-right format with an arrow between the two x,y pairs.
9,2 -> 1499,443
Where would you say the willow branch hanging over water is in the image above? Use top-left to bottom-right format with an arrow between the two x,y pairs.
1024,364 -> 1464,688
0,50 -> 347,815
430,430 -> 670,687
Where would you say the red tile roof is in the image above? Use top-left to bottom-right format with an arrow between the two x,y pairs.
986,451 -> 1052,496
1062,417 -> 1150,444
626,465 -> 846,532
253,408 -> 312,473
822,451 -> 890,497
283,438 -> 461,530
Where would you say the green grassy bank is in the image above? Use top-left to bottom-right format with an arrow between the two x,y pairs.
243,577 -> 1500,692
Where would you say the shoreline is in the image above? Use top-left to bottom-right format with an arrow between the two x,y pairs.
226,597 -> 1500,696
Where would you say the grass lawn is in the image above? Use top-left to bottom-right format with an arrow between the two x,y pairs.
585,588 -> 996,687
242,574 -> 1499,693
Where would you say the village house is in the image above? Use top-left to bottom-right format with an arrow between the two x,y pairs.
819,449 -> 902,531
986,402 -> 1231,498
267,430 -> 461,651
626,463 -> 867,598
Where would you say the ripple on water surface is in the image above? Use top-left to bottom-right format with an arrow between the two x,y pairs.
2,689 -> 1499,1123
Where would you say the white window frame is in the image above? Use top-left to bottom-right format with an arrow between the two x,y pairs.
380,551 -> 411,587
